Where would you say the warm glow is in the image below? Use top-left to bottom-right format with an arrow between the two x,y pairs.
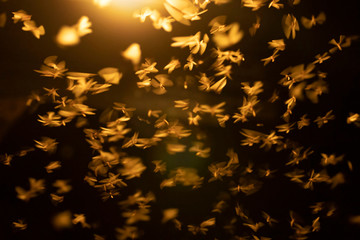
93,0 -> 112,8
122,43 -> 142,66
94,0 -> 160,10
56,16 -> 92,47
56,26 -> 80,46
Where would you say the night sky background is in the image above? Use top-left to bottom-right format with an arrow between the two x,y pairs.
1,0 -> 360,239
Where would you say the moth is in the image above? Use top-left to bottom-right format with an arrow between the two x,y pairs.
301,12 -> 326,29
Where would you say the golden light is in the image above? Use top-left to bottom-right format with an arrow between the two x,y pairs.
56,16 -> 92,47
93,0 -> 112,8
94,0 -> 160,10
56,26 -> 80,46
122,43 -> 142,66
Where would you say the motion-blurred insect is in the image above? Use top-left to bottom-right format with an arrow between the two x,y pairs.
301,12 -> 326,29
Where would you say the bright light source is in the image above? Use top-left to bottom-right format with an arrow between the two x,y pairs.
93,0 -> 112,8
94,0 -> 159,10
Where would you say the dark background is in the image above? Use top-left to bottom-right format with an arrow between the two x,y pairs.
1,0 -> 360,239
